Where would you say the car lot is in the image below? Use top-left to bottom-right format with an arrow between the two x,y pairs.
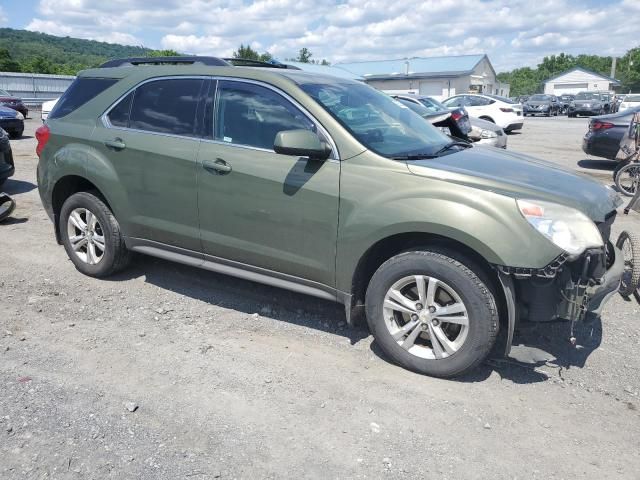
1,117 -> 640,479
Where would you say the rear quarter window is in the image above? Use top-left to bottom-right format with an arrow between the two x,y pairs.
49,78 -> 117,120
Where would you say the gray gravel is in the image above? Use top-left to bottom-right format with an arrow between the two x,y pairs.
1,116 -> 639,479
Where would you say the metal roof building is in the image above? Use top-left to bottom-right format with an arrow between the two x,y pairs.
336,54 -> 509,99
543,67 -> 620,95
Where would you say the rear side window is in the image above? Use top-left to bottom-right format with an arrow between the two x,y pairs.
49,78 -> 117,120
108,92 -> 133,127
129,78 -> 203,136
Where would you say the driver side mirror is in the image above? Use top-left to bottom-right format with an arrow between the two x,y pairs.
274,130 -> 332,160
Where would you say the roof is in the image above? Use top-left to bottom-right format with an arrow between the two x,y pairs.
283,61 -> 364,81
336,54 -> 489,80
544,67 -> 620,86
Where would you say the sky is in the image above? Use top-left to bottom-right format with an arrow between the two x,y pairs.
0,0 -> 639,71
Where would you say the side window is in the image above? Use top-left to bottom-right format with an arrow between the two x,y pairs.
49,78 -> 117,120
108,91 -> 133,127
214,81 -> 314,150
468,96 -> 491,106
129,78 -> 203,136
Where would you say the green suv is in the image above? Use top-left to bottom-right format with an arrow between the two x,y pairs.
36,56 -> 624,377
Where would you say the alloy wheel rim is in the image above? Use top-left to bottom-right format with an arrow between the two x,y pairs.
66,208 -> 106,265
383,275 -> 469,360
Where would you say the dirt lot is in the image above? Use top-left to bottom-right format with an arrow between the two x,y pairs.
1,116 -> 639,479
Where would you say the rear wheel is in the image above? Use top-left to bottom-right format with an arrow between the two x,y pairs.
616,231 -> 640,297
60,191 -> 131,277
613,160 -> 630,182
615,163 -> 640,197
365,250 -> 499,378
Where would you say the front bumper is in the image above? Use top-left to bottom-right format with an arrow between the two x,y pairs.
524,105 -> 550,115
0,138 -> 14,182
0,118 -> 24,133
569,106 -> 602,116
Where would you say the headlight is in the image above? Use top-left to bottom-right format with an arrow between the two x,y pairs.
15,112 -> 24,120
480,129 -> 497,139
517,199 -> 603,256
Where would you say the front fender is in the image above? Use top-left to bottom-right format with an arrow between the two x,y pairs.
335,155 -> 561,293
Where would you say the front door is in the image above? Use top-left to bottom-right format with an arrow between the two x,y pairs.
91,77 -> 205,251
196,79 -> 340,288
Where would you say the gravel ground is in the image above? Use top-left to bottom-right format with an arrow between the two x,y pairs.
1,116 -> 639,479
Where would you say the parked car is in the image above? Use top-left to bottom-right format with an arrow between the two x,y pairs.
558,94 -> 575,114
467,117 -> 507,148
0,88 -> 28,118
0,127 -> 15,188
515,95 -> 529,105
568,92 -> 607,117
0,105 -> 24,139
619,94 -> 640,113
523,94 -> 561,117
582,106 -> 640,160
41,98 -> 60,122
442,94 -> 523,132
37,56 -> 623,378
391,94 -> 471,139
598,91 -> 613,113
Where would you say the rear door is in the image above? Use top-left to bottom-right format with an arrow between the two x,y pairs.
196,79 -> 340,288
91,77 -> 206,251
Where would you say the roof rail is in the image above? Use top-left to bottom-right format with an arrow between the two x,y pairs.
100,56 -> 231,68
224,58 -> 301,70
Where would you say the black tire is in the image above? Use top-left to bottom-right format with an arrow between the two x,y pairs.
616,231 -> 640,297
365,250 -> 499,378
615,162 -> 640,197
59,191 -> 130,277
613,160 -> 630,183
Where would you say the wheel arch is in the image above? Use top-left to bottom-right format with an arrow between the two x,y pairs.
51,175 -> 113,244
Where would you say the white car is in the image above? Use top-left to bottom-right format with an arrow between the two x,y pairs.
618,94 -> 640,113
41,98 -> 59,122
442,94 -> 523,132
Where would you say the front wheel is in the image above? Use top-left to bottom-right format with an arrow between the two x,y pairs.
365,250 -> 499,378
615,162 -> 640,197
616,231 -> 640,297
60,191 -> 131,277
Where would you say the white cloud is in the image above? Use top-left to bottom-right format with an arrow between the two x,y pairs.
20,0 -> 640,70
0,6 -> 8,25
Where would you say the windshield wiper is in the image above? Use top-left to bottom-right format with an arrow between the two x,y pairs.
391,153 -> 438,160
434,141 -> 472,156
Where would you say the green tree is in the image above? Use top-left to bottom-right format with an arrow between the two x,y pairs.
232,44 -> 272,62
0,47 -> 20,72
147,49 -> 181,57
296,47 -> 313,63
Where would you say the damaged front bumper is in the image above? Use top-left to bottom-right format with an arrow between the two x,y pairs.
496,213 -> 624,354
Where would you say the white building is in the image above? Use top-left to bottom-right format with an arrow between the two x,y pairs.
336,54 -> 509,100
543,67 -> 620,95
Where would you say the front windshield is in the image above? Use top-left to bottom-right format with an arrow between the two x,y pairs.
299,81 -> 451,158
575,92 -> 599,100
530,94 -> 550,101
396,98 -> 433,116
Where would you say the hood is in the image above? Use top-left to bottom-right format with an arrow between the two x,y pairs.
423,111 -> 451,124
406,146 -> 622,222
526,100 -> 550,106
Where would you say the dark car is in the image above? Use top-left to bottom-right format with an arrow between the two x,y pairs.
0,105 -> 24,139
0,128 -> 15,188
558,94 -> 575,114
393,96 -> 469,141
0,89 -> 28,118
523,94 -> 561,116
582,106 -> 640,160
392,94 -> 471,138
569,92 -> 607,117
515,95 -> 529,105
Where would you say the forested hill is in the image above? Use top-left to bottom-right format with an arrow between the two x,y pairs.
0,28 -> 154,75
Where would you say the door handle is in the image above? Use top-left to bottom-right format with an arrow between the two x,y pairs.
203,158 -> 232,175
104,138 -> 126,150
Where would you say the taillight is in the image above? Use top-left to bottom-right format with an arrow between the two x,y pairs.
450,111 -> 463,121
35,124 -> 50,157
499,107 -> 514,113
591,121 -> 614,130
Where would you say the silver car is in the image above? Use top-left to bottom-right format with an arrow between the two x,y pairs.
468,116 -> 507,148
